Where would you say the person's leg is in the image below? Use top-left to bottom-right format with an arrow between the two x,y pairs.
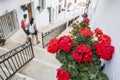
25,30 -> 30,42
26,35 -> 29,42
34,31 -> 39,44
35,34 -> 39,44
31,34 -> 34,45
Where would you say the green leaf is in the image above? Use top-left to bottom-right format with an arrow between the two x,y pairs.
96,72 -> 109,80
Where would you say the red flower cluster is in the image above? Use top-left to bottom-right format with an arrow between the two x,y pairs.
94,28 -> 103,35
56,68 -> 70,80
82,18 -> 90,23
72,44 -> 92,62
47,38 -> 59,54
95,42 -> 114,60
98,34 -> 111,45
58,36 -> 74,52
78,27 -> 93,36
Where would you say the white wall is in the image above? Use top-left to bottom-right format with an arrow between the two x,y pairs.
92,0 -> 120,80
0,0 -> 29,23
0,0 -> 49,29
0,0 -> 83,29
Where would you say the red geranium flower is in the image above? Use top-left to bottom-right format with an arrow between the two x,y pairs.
95,42 -> 114,60
83,18 -> 90,23
98,34 -> 111,45
47,38 -> 59,54
72,44 -> 92,62
58,36 -> 74,52
56,68 -> 70,80
94,28 -> 103,35
78,27 -> 93,36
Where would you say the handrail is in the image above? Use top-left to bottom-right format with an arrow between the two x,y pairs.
41,15 -> 79,48
41,23 -> 67,48
0,38 -> 34,80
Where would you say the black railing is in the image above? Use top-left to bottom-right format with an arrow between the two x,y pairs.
0,38 -> 34,80
41,23 -> 67,48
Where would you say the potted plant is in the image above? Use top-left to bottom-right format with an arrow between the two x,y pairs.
82,13 -> 88,18
47,7 -> 51,12
37,6 -> 41,12
0,36 -> 5,47
21,5 -> 27,12
47,17 -> 115,80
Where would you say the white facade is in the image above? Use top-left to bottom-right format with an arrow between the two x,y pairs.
0,0 -> 83,30
91,0 -> 120,80
0,0 -> 49,29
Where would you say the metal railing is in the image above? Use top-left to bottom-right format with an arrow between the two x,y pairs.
0,38 -> 34,80
41,23 -> 67,48
41,15 -> 79,48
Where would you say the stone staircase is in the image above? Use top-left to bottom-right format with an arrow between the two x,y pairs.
0,27 -> 72,80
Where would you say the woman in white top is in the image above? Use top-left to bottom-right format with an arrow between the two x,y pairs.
29,17 -> 40,45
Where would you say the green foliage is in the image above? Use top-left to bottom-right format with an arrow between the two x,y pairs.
0,36 -> 5,43
56,20 -> 109,80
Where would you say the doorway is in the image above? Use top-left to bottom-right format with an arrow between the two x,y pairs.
27,3 -> 33,21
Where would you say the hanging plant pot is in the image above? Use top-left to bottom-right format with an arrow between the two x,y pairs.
47,7 -> 51,12
0,39 -> 5,47
21,5 -> 27,12
37,6 -> 41,12
61,8 -> 65,11
82,13 -> 88,18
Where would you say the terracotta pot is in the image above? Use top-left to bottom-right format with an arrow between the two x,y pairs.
0,42 -> 5,47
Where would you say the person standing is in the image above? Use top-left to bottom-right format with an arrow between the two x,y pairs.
21,14 -> 30,42
29,17 -> 40,45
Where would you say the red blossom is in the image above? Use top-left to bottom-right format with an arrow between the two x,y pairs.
98,34 -> 111,45
56,68 -> 70,80
94,28 -> 103,35
72,44 -> 92,62
82,18 -> 90,23
95,42 -> 114,60
78,27 -> 93,36
58,36 -> 74,52
47,38 -> 59,54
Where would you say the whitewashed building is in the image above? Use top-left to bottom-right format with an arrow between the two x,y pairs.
0,0 -> 84,39
91,0 -> 120,80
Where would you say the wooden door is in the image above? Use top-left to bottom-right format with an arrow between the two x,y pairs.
27,3 -> 32,21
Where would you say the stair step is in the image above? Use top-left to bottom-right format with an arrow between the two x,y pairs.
19,59 -> 58,80
2,39 -> 22,50
33,46 -> 61,66
10,72 -> 36,80
0,47 -> 9,56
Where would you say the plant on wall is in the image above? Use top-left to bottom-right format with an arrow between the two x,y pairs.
0,35 -> 5,46
47,17 -> 115,80
20,5 -> 27,12
36,6 -> 41,12
47,7 -> 51,12
82,13 -> 88,19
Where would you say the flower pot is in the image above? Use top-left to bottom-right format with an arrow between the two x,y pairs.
0,42 -> 5,47
47,7 -> 51,12
21,5 -> 27,12
37,7 -> 41,12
